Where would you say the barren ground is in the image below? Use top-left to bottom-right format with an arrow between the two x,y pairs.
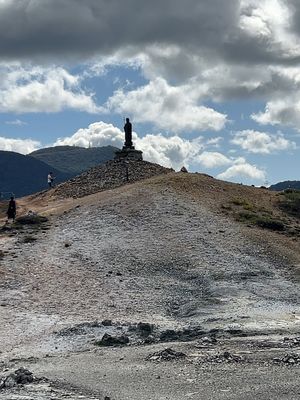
0,172 -> 299,399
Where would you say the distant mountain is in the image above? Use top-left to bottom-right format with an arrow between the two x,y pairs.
0,151 -> 71,198
30,145 -> 118,175
269,180 -> 300,191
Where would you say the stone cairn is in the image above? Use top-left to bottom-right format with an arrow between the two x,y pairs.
51,119 -> 174,199
53,159 -> 173,199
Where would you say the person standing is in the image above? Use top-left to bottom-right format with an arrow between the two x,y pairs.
47,172 -> 55,188
6,196 -> 16,223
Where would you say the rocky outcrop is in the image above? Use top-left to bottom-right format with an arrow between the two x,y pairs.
53,159 -> 174,198
0,368 -> 33,389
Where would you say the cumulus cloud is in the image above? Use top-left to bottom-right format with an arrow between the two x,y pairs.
0,136 -> 40,154
251,97 -> 300,131
217,162 -> 266,182
136,134 -> 203,169
197,152 -> 232,168
205,137 -> 223,148
0,64 -> 100,113
106,78 -> 227,132
54,122 -> 126,148
231,130 -> 296,153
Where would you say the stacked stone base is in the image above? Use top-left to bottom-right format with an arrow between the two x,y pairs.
53,159 -> 174,198
115,148 -> 143,161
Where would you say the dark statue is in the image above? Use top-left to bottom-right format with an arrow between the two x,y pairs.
114,117 -> 143,160
124,117 -> 133,149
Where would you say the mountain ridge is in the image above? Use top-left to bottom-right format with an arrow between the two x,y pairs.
269,180 -> 300,191
30,145 -> 118,175
0,150 -> 71,198
0,145 -> 118,197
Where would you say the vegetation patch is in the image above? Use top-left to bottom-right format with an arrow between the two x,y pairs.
16,214 -> 48,225
231,198 -> 254,211
223,196 -> 290,233
279,189 -> 300,218
255,218 -> 285,231
237,211 -> 285,231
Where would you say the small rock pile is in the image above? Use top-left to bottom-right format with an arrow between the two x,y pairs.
53,159 -> 174,198
147,348 -> 186,362
205,351 -> 244,364
273,353 -> 300,365
0,368 -> 33,389
95,333 -> 130,347
283,337 -> 300,347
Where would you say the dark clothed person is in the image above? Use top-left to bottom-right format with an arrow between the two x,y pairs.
7,197 -> 16,222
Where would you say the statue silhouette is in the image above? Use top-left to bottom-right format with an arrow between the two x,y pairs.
124,118 -> 133,148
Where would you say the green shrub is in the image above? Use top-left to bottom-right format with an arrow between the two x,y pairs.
279,190 -> 300,218
237,211 -> 257,222
231,198 -> 254,211
237,211 -> 285,231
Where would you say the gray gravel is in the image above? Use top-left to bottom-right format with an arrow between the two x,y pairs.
0,182 -> 300,399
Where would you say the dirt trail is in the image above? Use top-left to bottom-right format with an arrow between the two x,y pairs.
0,175 -> 300,399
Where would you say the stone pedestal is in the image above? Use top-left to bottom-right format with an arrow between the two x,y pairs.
115,147 -> 143,161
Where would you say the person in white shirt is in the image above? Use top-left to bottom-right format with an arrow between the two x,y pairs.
47,172 -> 55,188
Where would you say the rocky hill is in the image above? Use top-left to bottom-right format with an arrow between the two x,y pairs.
30,145 -> 118,175
53,159 -> 174,198
0,169 -> 299,399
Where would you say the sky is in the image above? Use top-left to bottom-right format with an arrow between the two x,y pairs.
0,0 -> 300,185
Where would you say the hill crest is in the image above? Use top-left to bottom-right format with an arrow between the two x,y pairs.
53,159 -> 174,199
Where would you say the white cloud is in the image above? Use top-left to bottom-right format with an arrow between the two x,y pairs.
231,129 -> 296,153
136,134 -> 203,169
106,78 -> 227,133
0,64 -> 101,113
205,137 -> 223,148
217,162 -> 266,182
0,136 -> 40,154
251,98 -> 300,131
239,0 -> 291,43
197,151 -> 232,168
54,122 -> 126,148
